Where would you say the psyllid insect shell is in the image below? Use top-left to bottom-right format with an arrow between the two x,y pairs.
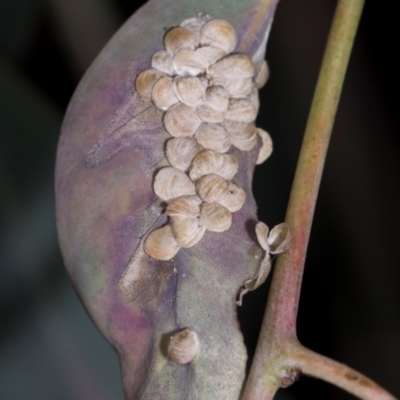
166,137 -> 204,171
153,167 -> 196,201
164,102 -> 202,137
164,27 -> 198,54
200,202 -> 232,232
168,328 -> 200,364
144,224 -> 180,260
135,68 -> 166,100
200,19 -> 237,53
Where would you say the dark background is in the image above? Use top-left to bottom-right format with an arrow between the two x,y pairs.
0,0 -> 398,399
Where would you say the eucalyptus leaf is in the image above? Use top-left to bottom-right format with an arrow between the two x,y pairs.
55,0 -> 279,398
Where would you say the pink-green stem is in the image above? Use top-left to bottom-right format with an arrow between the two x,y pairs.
241,0 -> 396,399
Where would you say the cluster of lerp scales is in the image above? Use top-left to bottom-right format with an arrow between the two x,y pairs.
135,17 -> 273,262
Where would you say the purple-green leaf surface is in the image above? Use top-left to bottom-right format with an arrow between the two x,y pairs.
55,0 -> 278,398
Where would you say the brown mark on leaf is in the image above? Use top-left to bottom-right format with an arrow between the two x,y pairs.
119,237 -> 176,305
160,328 -> 182,359
118,205 -> 172,304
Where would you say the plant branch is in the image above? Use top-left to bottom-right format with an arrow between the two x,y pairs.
239,0 -> 393,399
268,0 -> 366,342
290,344 -> 397,400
